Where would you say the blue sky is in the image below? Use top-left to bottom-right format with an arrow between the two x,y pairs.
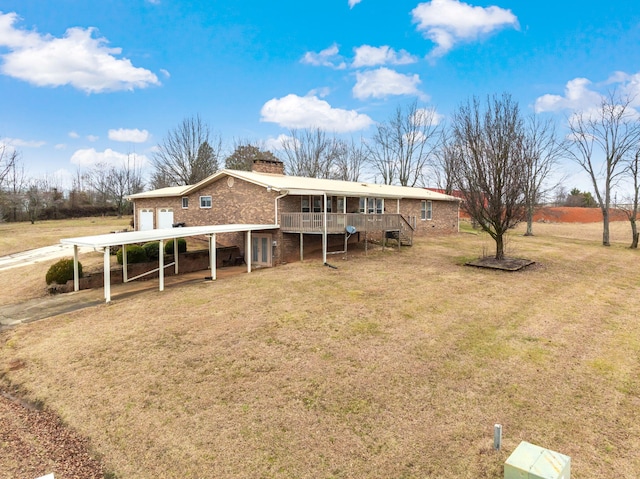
1,0 -> 640,190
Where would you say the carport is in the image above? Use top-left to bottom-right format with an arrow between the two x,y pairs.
60,224 -> 277,302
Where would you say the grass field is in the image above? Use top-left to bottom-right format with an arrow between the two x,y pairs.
1,218 -> 639,478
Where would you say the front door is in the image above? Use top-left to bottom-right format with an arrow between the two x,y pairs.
251,234 -> 272,267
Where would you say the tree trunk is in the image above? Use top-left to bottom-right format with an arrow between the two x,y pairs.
524,204 -> 534,236
495,234 -> 505,260
631,218 -> 638,249
602,208 -> 610,246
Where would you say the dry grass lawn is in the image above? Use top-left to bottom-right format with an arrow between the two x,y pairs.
1,218 -> 640,478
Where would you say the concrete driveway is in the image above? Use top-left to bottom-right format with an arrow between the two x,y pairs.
0,244 -> 94,272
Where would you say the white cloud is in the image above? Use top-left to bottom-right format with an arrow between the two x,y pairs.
70,148 -> 150,168
160,68 -> 170,78
0,12 -> 160,93
301,43 -> 347,69
260,94 -> 374,132
264,134 -> 291,151
55,143 -> 66,150
411,0 -> 519,58
349,0 -> 363,8
108,128 -> 150,143
68,131 -> 80,139
352,67 -> 422,100
0,136 -> 45,148
413,107 -> 444,126
534,78 -> 603,113
352,45 -> 417,68
87,135 -> 99,142
605,71 -> 640,109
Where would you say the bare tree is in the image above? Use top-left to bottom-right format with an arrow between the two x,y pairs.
280,128 -> 340,178
151,115 -> 221,187
108,154 -> 145,217
366,121 -> 396,185
451,94 -> 527,260
85,163 -> 111,207
368,101 -> 440,186
566,93 -> 640,246
0,142 -> 18,187
433,130 -> 460,194
618,150 -> 640,248
522,115 -> 565,236
333,138 -> 366,182
225,141 -> 280,171
0,151 -> 26,221
86,154 -> 145,217
23,178 -> 51,224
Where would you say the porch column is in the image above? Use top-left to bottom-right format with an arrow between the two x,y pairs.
322,193 -> 327,264
300,233 -> 304,261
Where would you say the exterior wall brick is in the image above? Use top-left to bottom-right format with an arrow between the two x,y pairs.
399,198 -> 459,236
132,175 -> 459,266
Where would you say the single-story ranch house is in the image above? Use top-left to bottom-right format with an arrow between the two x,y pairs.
127,159 -> 460,267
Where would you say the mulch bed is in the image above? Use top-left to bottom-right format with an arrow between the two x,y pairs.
0,389 -> 105,479
465,257 -> 535,271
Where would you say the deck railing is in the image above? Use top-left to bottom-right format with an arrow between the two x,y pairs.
280,213 -> 411,234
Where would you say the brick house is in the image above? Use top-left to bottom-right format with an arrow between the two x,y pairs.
127,159 -> 459,267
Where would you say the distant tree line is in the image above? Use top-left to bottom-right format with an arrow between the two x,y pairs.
5,91 -> 640,252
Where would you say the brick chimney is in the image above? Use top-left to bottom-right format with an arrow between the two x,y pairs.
252,158 -> 285,175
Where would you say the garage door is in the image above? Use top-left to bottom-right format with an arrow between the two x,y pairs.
139,209 -> 154,231
158,208 -> 174,229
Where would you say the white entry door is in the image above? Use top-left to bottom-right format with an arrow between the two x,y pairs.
139,209 -> 154,231
158,208 -> 174,229
251,234 -> 272,267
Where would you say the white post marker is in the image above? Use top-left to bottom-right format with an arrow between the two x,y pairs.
494,424 -> 502,450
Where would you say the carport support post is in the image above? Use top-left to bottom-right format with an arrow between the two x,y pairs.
245,231 -> 252,273
73,245 -> 79,292
103,247 -> 111,303
210,234 -> 217,280
159,239 -> 164,292
122,244 -> 128,283
174,237 -> 179,274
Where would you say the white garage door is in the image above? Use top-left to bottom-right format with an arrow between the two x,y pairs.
139,209 -> 154,231
158,208 -> 174,229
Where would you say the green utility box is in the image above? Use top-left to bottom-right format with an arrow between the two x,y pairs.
504,441 -> 570,479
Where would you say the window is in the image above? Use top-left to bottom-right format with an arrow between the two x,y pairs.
182,197 -> 189,209
359,198 -> 366,213
312,195 -> 322,212
421,200 -> 432,220
363,197 -> 384,214
199,196 -> 212,208
337,197 -> 345,213
303,195 -> 332,212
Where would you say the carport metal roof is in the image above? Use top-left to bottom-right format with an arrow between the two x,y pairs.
60,224 -> 278,302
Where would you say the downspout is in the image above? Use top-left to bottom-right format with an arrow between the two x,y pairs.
274,190 -> 289,225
